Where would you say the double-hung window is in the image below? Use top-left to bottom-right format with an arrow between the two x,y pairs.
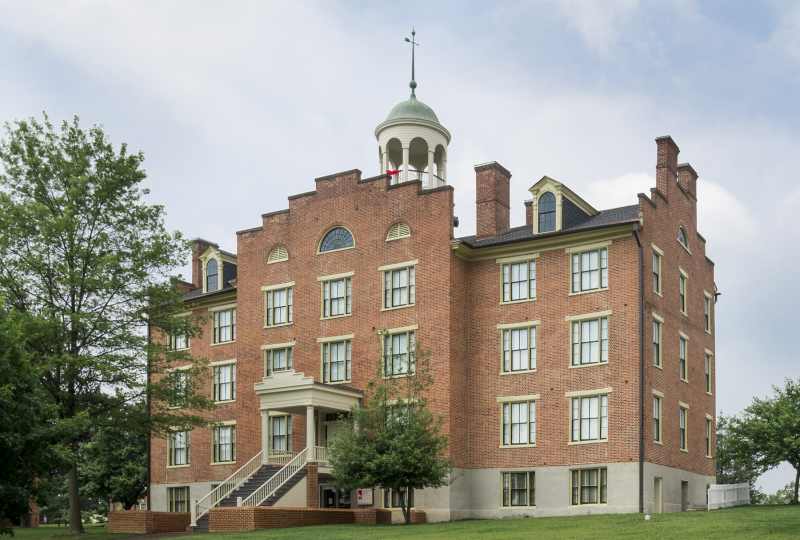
706,418 -> 712,457
212,425 -> 236,463
384,329 -> 415,377
382,265 -> 415,309
265,285 -> 293,326
321,276 -> 352,318
680,406 -> 688,451
653,246 -> 662,294
571,468 -> 607,505
571,248 -> 608,293
653,393 -> 663,443
269,415 -> 292,453
213,363 -> 236,402
501,399 -> 536,446
570,393 -> 608,442
264,345 -> 293,377
169,370 -> 190,408
501,259 -> 536,302
167,431 -> 190,466
213,308 -> 236,343
169,332 -> 189,350
501,325 -> 536,372
321,339 -> 351,384
167,487 -> 189,512
653,318 -> 663,367
705,353 -> 712,394
679,271 -> 687,314
680,334 -> 688,382
502,472 -> 535,507
704,293 -> 712,332
570,315 -> 609,366
383,489 -> 414,509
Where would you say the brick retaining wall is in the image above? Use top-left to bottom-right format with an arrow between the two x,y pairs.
107,511 -> 190,533
208,507 -> 418,531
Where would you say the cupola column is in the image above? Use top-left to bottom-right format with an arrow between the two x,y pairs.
428,150 -> 435,186
382,149 -> 388,175
442,156 -> 447,183
402,145 -> 410,184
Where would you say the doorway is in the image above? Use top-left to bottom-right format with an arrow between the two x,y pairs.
681,481 -> 689,511
654,477 -> 663,513
319,484 -> 351,508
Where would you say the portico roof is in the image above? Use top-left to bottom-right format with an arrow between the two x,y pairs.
254,369 -> 362,416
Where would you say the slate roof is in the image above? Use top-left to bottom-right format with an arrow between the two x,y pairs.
457,204 -> 639,248
181,282 -> 236,301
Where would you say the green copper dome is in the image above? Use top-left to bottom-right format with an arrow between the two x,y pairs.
385,94 -> 440,125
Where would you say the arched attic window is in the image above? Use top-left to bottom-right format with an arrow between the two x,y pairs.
268,246 -> 288,263
319,227 -> 354,253
386,222 -> 411,241
538,192 -> 556,233
206,259 -> 218,291
678,227 -> 689,249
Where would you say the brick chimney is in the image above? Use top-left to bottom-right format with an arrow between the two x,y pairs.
677,163 -> 698,200
191,238 -> 218,289
655,136 -> 679,198
475,162 -> 511,241
524,200 -> 533,225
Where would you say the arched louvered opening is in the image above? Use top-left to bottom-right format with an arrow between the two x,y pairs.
386,222 -> 411,241
268,246 -> 288,263
319,227 -> 354,253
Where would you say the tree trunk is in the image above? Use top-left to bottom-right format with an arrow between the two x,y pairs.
68,461 -> 85,533
794,467 -> 799,505
399,488 -> 412,525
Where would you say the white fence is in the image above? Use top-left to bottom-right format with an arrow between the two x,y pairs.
708,483 -> 750,510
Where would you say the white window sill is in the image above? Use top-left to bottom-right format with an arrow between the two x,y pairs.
680,448 -> 689,453
500,369 -> 537,375
681,378 -> 689,384
568,288 -> 608,297
321,313 -> 352,321
214,399 -> 236,405
653,290 -> 663,298
498,506 -> 537,509
166,464 -> 190,469
499,443 -> 536,449
381,304 -> 414,312
570,503 -> 608,508
211,341 -> 236,347
317,246 -> 355,255
211,461 -> 237,466
323,380 -> 352,386
569,362 -> 608,370
500,297 -> 536,306
653,363 -> 663,370
264,322 -> 293,329
568,439 -> 608,446
677,239 -> 692,255
170,347 -> 190,352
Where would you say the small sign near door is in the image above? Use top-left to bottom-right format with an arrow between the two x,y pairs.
357,488 -> 373,505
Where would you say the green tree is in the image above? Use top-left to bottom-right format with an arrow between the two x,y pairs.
79,401 -> 147,511
0,114 -> 215,533
0,304 -> 74,536
763,482 -> 797,505
327,330 -> 455,525
720,377 -> 800,505
715,414 -> 765,504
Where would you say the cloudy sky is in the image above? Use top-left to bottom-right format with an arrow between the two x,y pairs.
1,0 -> 798,492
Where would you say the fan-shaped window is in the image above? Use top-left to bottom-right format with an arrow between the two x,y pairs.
386,222 -> 411,241
678,227 -> 689,249
268,246 -> 288,263
538,192 -> 556,233
320,227 -> 354,253
206,259 -> 219,291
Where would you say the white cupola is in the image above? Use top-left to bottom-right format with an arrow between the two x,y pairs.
374,29 -> 451,189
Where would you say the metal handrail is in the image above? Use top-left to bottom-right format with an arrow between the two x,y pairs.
194,450 -> 263,521
241,451 -> 307,507
390,169 -> 445,189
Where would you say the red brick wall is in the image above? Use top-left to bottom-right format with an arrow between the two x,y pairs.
107,511 -> 190,533
208,507 -> 395,531
640,138 -> 716,478
306,465 -> 318,508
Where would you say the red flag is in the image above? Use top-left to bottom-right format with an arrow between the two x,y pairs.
387,170 -> 401,175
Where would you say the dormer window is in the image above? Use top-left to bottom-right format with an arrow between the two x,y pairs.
538,193 -> 556,233
206,259 -> 219,291
678,227 -> 689,249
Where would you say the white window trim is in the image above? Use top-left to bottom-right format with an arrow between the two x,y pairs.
261,281 -> 295,292
499,397 -> 538,448
499,323 -> 539,374
210,358 -> 237,367
568,244 -> 610,296
317,333 -> 355,344
380,263 -> 416,311
565,310 -> 613,322
317,271 -> 355,281
262,341 -> 296,351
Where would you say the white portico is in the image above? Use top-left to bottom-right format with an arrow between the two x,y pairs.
253,369 -> 362,466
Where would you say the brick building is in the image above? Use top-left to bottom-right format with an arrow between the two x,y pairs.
150,81 -> 716,524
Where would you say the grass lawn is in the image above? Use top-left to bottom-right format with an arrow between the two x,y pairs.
9,523 -> 135,540
202,505 -> 800,540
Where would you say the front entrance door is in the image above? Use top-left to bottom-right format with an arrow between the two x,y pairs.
319,485 -> 351,508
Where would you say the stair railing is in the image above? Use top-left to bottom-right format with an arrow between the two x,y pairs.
313,446 -> 328,465
267,449 -> 299,467
193,450 -> 263,524
241,450 -> 307,507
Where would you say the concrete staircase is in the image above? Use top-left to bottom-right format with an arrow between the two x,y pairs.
190,467 -> 308,532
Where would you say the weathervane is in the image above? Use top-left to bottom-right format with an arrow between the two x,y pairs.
405,28 -> 419,97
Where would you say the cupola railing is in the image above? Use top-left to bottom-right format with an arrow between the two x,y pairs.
389,169 -> 445,190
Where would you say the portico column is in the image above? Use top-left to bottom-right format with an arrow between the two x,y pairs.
306,405 -> 316,462
261,410 -> 270,465
427,150 -> 435,187
402,146 -> 409,184
382,150 -> 388,175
